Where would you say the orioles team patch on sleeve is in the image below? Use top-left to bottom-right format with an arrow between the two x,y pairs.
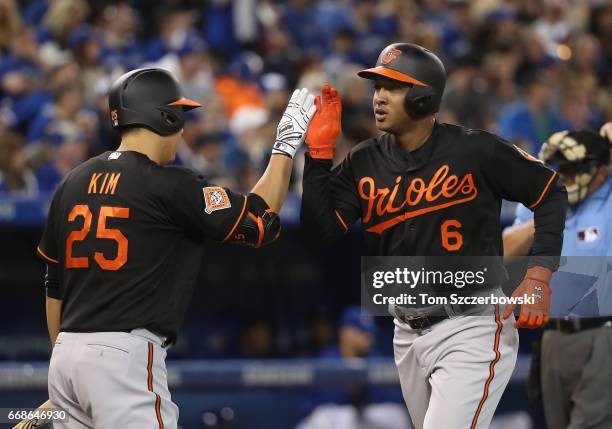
203,187 -> 231,214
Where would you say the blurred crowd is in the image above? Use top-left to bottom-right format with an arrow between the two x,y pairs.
1,0 -> 611,197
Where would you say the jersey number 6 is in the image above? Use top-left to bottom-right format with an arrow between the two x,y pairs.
66,204 -> 130,270
441,219 -> 463,251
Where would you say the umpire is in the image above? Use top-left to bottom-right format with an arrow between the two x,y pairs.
32,68 -> 315,428
503,129 -> 612,428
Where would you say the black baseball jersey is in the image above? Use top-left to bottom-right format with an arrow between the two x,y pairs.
37,151 -> 248,343
303,122 -> 558,257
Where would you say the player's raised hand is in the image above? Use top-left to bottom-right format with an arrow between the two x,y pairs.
503,266 -> 552,329
305,83 -> 342,160
272,88 -> 316,159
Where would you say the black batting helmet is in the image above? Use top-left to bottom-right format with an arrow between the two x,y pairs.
358,43 -> 446,119
108,68 -> 201,137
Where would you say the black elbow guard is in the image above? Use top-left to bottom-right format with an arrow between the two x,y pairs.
226,193 -> 280,247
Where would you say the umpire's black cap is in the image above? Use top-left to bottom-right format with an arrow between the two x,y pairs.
108,68 -> 202,137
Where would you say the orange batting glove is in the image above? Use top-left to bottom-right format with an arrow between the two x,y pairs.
503,266 -> 552,329
305,83 -> 342,160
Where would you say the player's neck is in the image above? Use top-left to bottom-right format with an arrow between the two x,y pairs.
117,130 -> 166,165
395,117 -> 435,152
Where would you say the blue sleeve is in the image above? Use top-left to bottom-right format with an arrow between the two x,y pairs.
512,203 -> 534,227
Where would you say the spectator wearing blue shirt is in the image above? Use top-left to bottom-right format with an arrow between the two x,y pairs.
281,0 -> 345,54
27,81 -> 90,145
0,131 -> 39,196
438,0 -> 472,61
35,129 -> 89,193
503,128 -> 612,429
69,25 -> 113,106
202,0 -> 238,55
37,0 -> 89,47
498,70 -> 568,154
0,26 -> 51,131
96,3 -> 146,70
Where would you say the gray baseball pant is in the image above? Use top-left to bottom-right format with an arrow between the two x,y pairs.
48,329 -> 178,428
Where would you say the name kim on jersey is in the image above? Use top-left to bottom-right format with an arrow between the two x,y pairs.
87,172 -> 122,195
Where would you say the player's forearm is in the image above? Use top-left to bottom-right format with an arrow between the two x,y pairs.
530,182 -> 567,270
253,86 -> 315,213
502,220 -> 535,259
46,296 -> 62,346
301,154 -> 346,243
250,154 -> 293,213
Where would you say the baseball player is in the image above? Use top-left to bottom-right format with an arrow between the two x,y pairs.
301,43 -> 567,429
30,68 -> 315,428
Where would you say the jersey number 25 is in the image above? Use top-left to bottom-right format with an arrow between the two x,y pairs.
65,204 -> 130,271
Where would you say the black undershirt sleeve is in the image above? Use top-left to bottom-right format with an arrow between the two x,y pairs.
480,134 -> 566,270
301,155 -> 349,244
529,179 -> 568,270
45,263 -> 62,299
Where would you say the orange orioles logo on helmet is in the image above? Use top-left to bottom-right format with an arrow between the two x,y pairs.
110,109 -> 119,126
381,48 -> 402,65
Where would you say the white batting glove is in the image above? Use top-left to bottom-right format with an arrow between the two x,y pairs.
272,88 -> 316,159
